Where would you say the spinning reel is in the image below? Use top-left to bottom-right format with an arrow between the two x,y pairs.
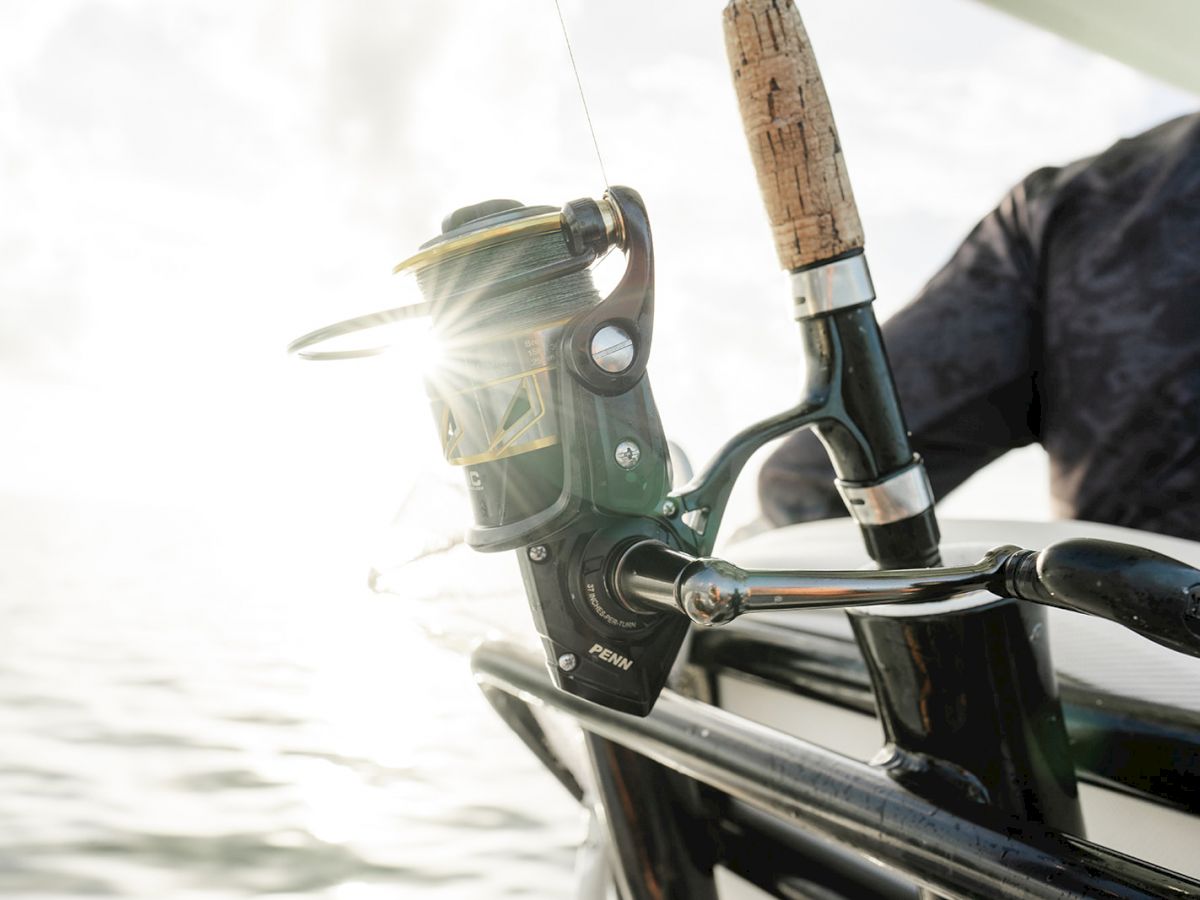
292,187 -> 695,715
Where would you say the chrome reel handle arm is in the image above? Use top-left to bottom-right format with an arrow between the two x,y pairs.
615,540 -> 1014,624
615,538 -> 1200,659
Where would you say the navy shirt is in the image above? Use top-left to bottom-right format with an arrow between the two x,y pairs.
759,113 -> 1200,542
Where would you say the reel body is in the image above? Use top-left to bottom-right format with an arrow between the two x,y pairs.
288,187 -> 729,714
415,188 -> 691,715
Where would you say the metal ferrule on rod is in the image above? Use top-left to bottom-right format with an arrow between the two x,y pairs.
837,458 -> 935,527
790,252 -> 876,320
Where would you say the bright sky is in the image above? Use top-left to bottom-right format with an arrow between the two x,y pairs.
1,0 -> 1195,560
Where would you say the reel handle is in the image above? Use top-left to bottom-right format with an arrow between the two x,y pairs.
723,0 -> 864,271
617,537 -> 1200,661
1006,539 -> 1200,660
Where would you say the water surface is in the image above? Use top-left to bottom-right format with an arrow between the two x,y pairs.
0,491 -> 580,898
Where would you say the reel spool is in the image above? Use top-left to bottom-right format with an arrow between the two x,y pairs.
417,199 -> 606,539
288,186 -> 667,551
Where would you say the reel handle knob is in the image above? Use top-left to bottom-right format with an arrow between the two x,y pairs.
1007,539 -> 1200,659
723,0 -> 865,271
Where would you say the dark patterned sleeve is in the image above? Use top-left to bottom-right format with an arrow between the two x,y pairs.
758,168 -> 1060,526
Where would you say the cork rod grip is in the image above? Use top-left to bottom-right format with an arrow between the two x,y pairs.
724,0 -> 864,272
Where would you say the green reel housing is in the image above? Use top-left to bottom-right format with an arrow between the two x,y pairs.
413,191 -> 672,553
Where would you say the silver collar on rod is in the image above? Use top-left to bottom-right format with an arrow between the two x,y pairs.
790,253 -> 875,319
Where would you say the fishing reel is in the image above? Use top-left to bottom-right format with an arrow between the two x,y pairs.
292,187 -> 693,715
290,183 -> 1200,718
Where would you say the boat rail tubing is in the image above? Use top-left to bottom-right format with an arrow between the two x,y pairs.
471,641 -> 1200,900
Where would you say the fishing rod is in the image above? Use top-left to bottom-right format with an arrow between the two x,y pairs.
288,1 -> 1200,725
285,4 -> 1200,896
288,181 -> 1200,719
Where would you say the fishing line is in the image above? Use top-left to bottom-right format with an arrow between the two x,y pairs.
410,204 -> 601,524
553,0 -> 610,190
290,5 -> 613,362
407,1 -> 618,506
418,219 -> 599,341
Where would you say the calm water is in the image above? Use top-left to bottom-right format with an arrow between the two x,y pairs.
0,491 -> 581,898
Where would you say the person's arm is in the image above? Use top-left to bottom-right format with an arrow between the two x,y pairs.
759,167 -> 1058,526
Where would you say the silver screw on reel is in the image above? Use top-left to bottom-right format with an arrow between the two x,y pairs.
591,324 -> 635,373
614,440 -> 641,469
